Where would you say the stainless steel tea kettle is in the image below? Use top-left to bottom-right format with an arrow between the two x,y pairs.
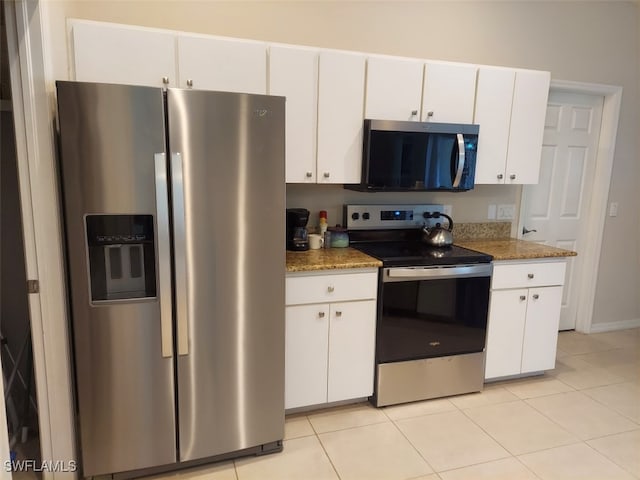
422,213 -> 454,247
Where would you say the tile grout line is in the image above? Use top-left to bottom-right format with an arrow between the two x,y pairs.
307,413 -> 344,480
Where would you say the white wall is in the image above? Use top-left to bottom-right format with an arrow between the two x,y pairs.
40,1 -> 639,326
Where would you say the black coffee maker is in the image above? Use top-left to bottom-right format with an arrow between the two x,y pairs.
286,208 -> 310,251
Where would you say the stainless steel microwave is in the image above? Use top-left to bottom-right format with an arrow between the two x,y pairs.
352,119 -> 479,192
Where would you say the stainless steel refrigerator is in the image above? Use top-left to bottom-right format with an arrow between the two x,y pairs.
56,81 -> 285,477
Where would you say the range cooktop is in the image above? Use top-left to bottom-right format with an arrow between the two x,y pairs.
351,241 -> 492,267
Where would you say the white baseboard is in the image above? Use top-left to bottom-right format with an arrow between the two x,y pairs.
588,318 -> 640,333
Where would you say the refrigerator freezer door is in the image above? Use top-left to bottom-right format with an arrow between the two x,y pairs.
167,89 -> 286,461
56,82 -> 177,476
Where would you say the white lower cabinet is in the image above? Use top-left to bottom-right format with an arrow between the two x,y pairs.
485,260 -> 566,380
285,270 -> 377,409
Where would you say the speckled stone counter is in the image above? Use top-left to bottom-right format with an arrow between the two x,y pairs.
456,238 -> 577,261
286,247 -> 382,272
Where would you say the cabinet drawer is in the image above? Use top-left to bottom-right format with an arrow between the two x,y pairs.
286,271 -> 378,305
492,261 -> 566,290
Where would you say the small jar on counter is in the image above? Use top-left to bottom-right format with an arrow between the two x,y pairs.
328,226 -> 349,248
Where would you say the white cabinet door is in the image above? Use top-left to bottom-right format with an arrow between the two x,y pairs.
365,56 -> 424,121
505,69 -> 551,184
422,62 -> 477,123
72,21 -> 177,87
317,50 -> 366,184
327,301 -> 377,402
285,304 -> 329,409
474,67 -> 515,184
485,289 -> 528,379
521,286 -> 563,373
177,34 -> 267,93
269,45 -> 319,184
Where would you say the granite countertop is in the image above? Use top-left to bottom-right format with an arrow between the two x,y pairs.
286,247 -> 382,273
456,238 -> 577,261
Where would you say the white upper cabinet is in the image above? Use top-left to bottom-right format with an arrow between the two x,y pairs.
474,67 -> 516,184
364,55 -> 424,121
422,62 -> 477,123
474,67 -> 551,184
177,34 -> 267,94
269,45 -> 319,184
317,50 -> 366,184
71,20 -> 177,87
506,69 -> 551,184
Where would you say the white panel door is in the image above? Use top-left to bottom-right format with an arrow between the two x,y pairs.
473,67 -> 515,184
72,20 -> 177,87
422,62 -> 477,123
484,289 -> 528,379
327,300 -> 377,402
505,69 -> 551,184
521,286 -> 563,373
177,34 -> 267,93
269,45 -> 319,184
317,50 -> 366,184
520,91 -> 604,330
365,56 -> 424,121
285,304 -> 329,409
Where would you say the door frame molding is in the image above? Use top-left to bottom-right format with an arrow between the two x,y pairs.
4,0 -> 77,474
518,79 -> 622,334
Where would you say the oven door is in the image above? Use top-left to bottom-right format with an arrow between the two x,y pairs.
378,264 -> 492,364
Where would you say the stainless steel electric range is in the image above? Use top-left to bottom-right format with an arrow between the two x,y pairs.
346,204 -> 493,407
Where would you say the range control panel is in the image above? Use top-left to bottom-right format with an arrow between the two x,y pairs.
345,204 -> 446,230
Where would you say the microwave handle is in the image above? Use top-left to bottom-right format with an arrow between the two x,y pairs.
452,133 -> 465,188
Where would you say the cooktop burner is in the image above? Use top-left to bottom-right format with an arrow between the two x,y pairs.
351,241 -> 492,267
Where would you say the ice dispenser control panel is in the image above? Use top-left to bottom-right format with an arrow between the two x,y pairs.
85,215 -> 156,302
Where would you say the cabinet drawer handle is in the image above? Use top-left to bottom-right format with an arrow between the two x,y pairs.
528,273 -> 535,279
186,79 -> 194,88
520,295 -> 526,301
533,294 -> 540,300
162,76 -> 170,85
327,286 -> 335,293
318,311 -> 325,318
335,311 -> 342,317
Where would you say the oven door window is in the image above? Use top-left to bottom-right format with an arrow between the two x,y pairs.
378,276 -> 490,363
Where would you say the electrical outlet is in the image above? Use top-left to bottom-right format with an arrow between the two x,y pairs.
609,202 -> 619,217
487,204 -> 496,220
497,204 -> 516,220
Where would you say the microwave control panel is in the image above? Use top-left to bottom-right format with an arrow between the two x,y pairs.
345,204 -> 445,230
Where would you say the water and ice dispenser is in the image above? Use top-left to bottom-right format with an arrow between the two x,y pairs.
85,215 -> 156,302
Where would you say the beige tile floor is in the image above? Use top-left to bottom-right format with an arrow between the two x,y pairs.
144,328 -> 640,479
7,328 -> 637,480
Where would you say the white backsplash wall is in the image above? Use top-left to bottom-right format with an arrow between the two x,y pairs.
286,183 -> 521,232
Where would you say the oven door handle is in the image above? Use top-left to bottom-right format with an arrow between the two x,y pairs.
384,264 -> 492,282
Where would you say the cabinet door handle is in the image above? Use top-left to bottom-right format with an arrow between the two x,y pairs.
186,79 -> 194,88
323,172 -> 330,178
335,311 -> 342,317
528,273 -> 535,279
162,76 -> 170,85
327,286 -> 335,293
305,171 -> 313,178
411,110 -> 418,116
532,294 -> 540,300
510,174 -> 517,180
318,311 -> 325,318
520,295 -> 526,301
497,173 -> 504,180
426,111 -> 434,118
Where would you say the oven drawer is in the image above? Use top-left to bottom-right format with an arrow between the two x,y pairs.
286,271 -> 378,305
492,261 -> 566,290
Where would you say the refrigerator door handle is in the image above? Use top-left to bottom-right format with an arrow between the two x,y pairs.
154,153 -> 174,358
171,152 -> 190,356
